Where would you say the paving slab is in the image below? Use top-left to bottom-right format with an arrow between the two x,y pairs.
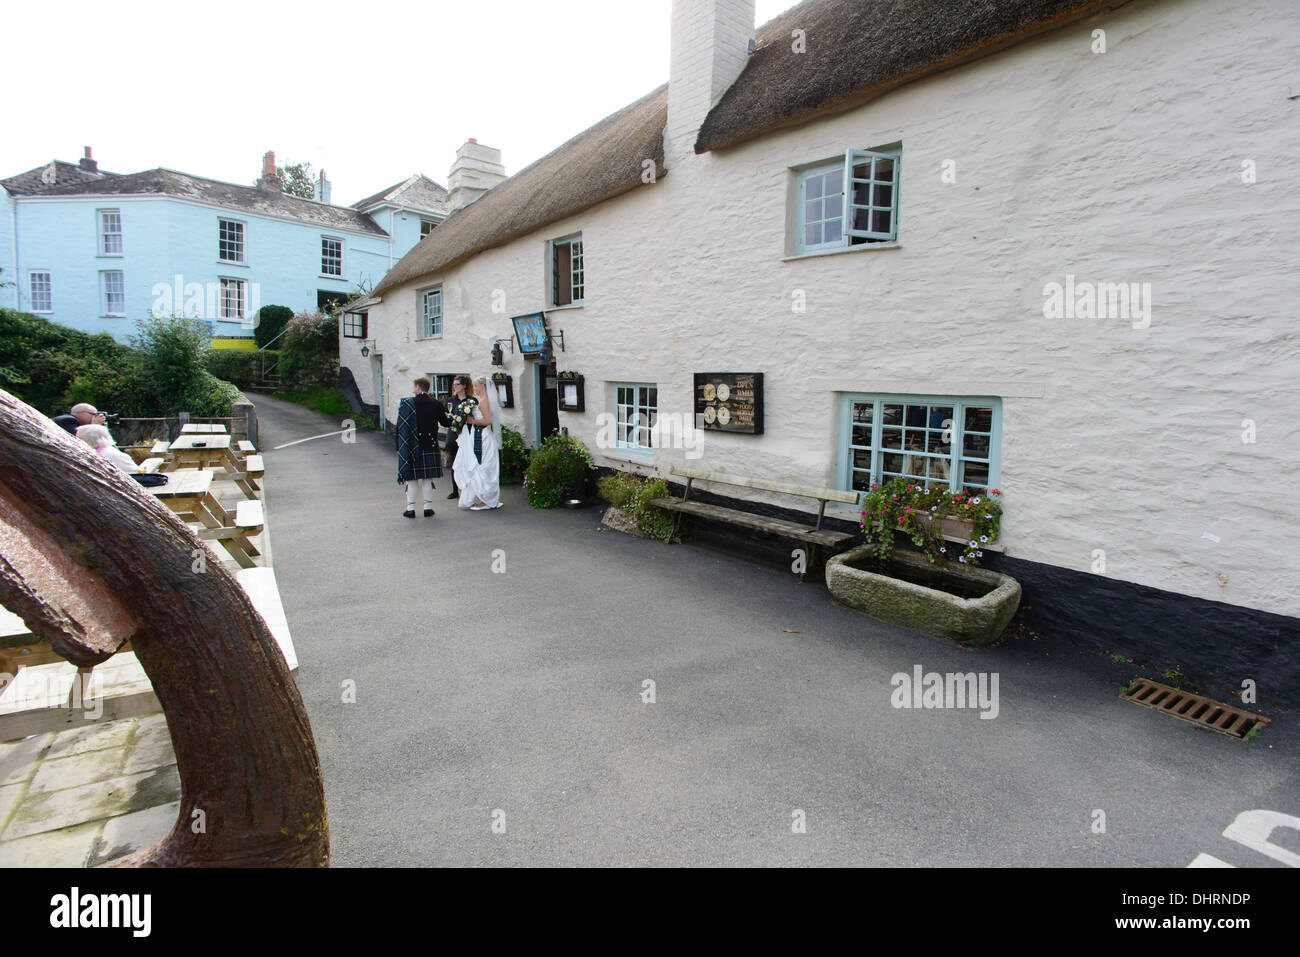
0,733 -> 51,786
28,746 -> 127,794
44,718 -> 136,761
3,765 -> 181,841
0,819 -> 101,867
92,800 -> 179,867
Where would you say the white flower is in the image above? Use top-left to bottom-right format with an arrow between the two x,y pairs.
972,497 -> 981,504
969,540 -> 978,547
979,535 -> 988,543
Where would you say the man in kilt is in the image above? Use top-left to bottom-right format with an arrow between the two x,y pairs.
396,377 -> 454,518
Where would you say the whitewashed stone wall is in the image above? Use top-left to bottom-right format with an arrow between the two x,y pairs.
342,0 -> 1300,618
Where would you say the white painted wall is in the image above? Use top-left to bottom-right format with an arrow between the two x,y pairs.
343,0 -> 1300,618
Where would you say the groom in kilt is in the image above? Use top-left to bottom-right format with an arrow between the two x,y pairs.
396,377 -> 453,518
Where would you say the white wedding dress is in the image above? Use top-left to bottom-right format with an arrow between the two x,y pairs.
453,403 -> 502,510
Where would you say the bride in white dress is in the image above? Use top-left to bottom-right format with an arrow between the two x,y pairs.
453,377 -> 503,510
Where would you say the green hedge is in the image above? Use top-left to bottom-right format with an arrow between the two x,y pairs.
523,433 -> 594,508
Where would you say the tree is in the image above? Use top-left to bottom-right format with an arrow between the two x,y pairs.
277,161 -> 316,199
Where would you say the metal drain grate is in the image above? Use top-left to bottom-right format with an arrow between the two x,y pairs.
1121,678 -> 1269,739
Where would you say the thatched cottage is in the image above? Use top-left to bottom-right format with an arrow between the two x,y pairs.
339,0 -> 1300,702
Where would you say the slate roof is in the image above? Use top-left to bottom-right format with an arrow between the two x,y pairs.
375,0 -> 1137,294
2,160 -> 114,194
352,174 -> 449,217
6,166 -> 388,236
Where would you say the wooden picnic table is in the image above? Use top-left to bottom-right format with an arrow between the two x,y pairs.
164,435 -> 261,498
180,423 -> 228,435
148,469 -> 263,568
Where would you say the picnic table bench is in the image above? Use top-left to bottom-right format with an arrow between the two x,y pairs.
180,423 -> 227,435
164,435 -> 261,498
650,466 -> 861,581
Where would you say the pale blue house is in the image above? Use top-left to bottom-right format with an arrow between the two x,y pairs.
0,148 -> 448,342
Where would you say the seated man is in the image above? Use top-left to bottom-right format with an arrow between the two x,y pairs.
76,424 -> 139,472
53,403 -> 107,436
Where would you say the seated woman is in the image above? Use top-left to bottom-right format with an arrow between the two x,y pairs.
76,424 -> 139,472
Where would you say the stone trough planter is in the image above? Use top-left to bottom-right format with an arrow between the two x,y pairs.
825,546 -> 1021,647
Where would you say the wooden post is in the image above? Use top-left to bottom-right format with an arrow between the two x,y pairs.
0,390 -> 328,867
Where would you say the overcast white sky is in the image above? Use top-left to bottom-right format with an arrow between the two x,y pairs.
1,0 -> 799,205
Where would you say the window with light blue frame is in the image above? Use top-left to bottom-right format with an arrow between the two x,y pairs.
797,147 -> 900,253
840,395 -> 1000,494
420,287 -> 442,338
613,383 -> 657,454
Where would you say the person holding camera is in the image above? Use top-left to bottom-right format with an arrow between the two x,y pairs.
52,403 -> 110,436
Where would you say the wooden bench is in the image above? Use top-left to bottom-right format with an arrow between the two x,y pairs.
197,499 -> 264,568
138,457 -> 166,474
150,440 -> 170,456
237,440 -> 257,456
228,453 -> 264,497
650,466 -> 861,581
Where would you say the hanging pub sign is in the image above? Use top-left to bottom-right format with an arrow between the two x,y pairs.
694,372 -> 763,434
512,312 -> 549,356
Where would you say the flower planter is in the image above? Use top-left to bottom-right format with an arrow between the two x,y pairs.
826,546 -> 1021,647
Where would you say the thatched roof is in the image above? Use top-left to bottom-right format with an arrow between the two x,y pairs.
376,0 -> 1130,293
696,0 -> 1129,152
373,84 -> 667,295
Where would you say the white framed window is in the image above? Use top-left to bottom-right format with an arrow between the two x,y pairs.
841,395 -> 1000,495
420,287 -> 442,338
796,147 -> 900,253
420,219 -> 437,239
551,234 -> 583,306
219,219 -> 245,263
614,383 -> 657,454
219,277 -> 247,320
100,271 -> 125,316
28,271 -> 52,313
321,236 -> 343,277
99,209 -> 123,256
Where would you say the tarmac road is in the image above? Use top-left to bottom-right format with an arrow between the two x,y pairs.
255,394 -> 1299,867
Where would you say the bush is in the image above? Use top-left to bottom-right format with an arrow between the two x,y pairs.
131,315 -> 212,414
205,350 -> 262,390
598,471 -> 676,541
279,311 -> 339,391
523,433 -> 594,508
499,427 -> 529,483
254,305 -> 294,349
0,308 -> 141,415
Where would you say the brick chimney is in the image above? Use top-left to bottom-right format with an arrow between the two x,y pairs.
79,146 -> 98,172
257,150 -> 282,191
447,139 -> 506,212
314,169 -> 332,204
665,0 -> 755,168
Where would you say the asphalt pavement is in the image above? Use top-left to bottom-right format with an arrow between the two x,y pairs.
255,394 -> 1299,867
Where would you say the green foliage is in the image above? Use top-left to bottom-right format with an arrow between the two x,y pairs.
598,471 -> 677,541
279,311 -> 339,392
205,350 -> 262,390
254,304 -> 294,349
0,308 -> 145,414
275,162 -> 315,200
523,433 -> 594,508
597,472 -> 639,509
860,477 -> 1002,566
130,315 -> 216,414
499,427 -> 529,483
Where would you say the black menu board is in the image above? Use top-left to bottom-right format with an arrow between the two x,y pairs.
694,373 -> 763,434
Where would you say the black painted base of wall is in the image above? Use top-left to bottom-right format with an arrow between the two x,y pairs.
640,474 -> 1300,712
338,367 -> 381,432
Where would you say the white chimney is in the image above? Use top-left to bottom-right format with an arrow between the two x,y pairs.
665,0 -> 755,168
314,169 -> 332,204
446,139 -> 506,212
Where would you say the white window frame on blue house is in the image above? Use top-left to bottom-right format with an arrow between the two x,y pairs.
100,270 -> 125,317
28,271 -> 52,313
219,277 -> 247,321
550,234 -> 584,307
838,393 -> 1001,495
321,236 -> 344,278
613,383 -> 657,455
218,218 -> 245,264
796,147 -> 900,254
98,209 -> 123,257
420,286 -> 443,339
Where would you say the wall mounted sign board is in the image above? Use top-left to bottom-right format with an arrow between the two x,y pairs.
694,372 -> 763,434
492,374 -> 514,408
512,313 -> 549,356
558,375 -> 585,412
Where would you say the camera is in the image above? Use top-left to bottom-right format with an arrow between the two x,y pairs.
102,412 -> 122,427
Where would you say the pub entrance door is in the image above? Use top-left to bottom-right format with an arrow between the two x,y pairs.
536,361 -> 559,442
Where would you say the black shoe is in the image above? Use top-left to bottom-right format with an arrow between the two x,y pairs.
403,509 -> 415,519
447,491 -> 458,499
424,508 -> 435,517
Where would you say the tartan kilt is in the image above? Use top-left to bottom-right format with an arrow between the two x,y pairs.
398,448 -> 442,483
